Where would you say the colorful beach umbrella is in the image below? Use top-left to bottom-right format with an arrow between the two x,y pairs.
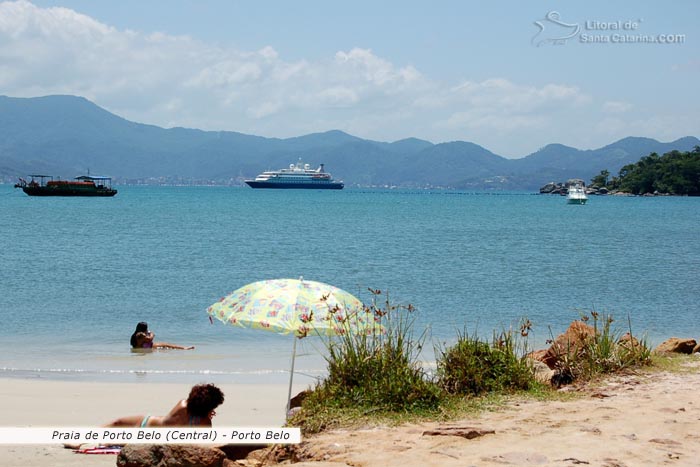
207,278 -> 381,414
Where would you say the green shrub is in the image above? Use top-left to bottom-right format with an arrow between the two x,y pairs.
311,289 -> 441,412
436,324 -> 535,396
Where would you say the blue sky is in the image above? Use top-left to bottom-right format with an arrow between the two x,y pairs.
2,0 -> 697,157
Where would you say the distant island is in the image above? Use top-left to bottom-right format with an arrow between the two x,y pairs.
590,148 -> 700,196
541,147 -> 700,196
1,95 -> 698,190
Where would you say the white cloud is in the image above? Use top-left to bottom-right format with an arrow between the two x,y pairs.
602,101 -> 632,113
0,1 -> 692,157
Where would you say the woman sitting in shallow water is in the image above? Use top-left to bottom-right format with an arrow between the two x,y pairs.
106,383 -> 224,427
130,321 -> 194,350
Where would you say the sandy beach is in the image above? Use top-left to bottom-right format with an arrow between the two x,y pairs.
287,366 -> 700,467
0,378 -> 303,467
2,361 -> 699,467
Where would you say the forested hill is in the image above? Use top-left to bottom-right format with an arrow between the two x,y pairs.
1,95 -> 698,190
590,148 -> 700,195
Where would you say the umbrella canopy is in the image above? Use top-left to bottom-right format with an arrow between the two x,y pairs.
207,278 -> 378,337
207,278 -> 381,415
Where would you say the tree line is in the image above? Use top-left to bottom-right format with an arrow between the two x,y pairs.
591,147 -> 700,195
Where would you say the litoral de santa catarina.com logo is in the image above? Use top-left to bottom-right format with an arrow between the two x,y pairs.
531,11 -> 685,47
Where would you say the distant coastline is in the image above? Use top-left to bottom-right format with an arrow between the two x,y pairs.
1,95 -> 698,191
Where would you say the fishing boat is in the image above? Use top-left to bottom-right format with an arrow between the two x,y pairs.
15,174 -> 117,197
566,183 -> 588,205
245,160 -> 344,189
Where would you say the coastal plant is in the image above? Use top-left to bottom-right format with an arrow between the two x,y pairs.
306,288 -> 441,414
436,319 -> 536,396
549,311 -> 652,381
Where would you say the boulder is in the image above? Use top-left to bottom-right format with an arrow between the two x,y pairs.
654,337 -> 697,354
289,389 -> 311,409
694,343 -> 700,354
529,358 -> 555,385
618,332 -> 641,350
540,321 -> 596,369
217,444 -> 268,462
565,178 -> 585,188
539,182 -> 558,194
117,444 -> 226,467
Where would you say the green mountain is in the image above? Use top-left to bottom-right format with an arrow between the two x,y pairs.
1,95 -> 697,189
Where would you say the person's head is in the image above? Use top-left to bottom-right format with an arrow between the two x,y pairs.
130,322 -> 149,347
186,384 -> 225,418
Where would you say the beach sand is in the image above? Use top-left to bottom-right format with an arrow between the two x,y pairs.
0,378 -> 301,467
2,362 -> 699,467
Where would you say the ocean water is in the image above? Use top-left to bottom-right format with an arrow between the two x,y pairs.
1,184 -> 698,385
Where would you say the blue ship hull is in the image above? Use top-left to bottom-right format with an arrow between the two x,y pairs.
245,181 -> 344,189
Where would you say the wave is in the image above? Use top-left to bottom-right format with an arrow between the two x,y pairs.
0,367 -> 323,382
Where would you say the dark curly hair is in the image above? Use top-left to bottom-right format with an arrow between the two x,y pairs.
186,384 -> 225,417
130,322 -> 149,348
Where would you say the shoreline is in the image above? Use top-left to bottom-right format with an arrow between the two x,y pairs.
2,360 -> 700,466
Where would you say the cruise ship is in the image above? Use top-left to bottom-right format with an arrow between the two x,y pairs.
245,160 -> 344,189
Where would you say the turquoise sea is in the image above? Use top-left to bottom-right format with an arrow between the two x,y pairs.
1,185 -> 698,385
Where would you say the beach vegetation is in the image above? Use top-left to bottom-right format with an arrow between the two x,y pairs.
291,301 -> 654,435
649,352 -> 700,374
546,311 -> 652,381
305,289 -> 441,415
435,321 -> 537,396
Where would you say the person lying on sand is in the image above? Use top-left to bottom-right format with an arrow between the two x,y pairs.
130,321 -> 194,350
64,384 -> 224,449
106,383 -> 225,427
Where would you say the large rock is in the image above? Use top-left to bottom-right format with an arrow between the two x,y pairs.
117,444 -> 226,467
654,338 -> 697,354
618,332 -> 642,351
539,321 -> 596,369
217,444 -> 268,462
530,359 -> 555,385
565,178 -> 585,188
539,182 -> 558,194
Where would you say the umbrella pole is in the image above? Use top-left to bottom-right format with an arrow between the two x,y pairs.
285,337 -> 297,417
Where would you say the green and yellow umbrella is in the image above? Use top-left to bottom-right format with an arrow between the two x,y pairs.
207,278 -> 381,414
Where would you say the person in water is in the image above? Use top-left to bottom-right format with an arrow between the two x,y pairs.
130,321 -> 194,350
106,383 -> 225,427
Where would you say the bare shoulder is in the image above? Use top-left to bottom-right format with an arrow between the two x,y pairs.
163,399 -> 189,425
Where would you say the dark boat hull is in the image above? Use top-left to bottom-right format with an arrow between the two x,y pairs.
245,181 -> 344,189
22,187 -> 118,197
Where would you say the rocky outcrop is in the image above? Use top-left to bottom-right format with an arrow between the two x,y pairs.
538,321 -> 596,370
539,181 -> 562,194
540,179 -> 587,195
116,443 -> 275,467
117,444 -> 226,467
539,179 -> 621,196
654,338 -> 697,354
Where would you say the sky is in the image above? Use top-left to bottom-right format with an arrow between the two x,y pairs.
0,0 -> 697,157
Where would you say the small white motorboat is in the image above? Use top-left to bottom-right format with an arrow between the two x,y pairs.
566,184 -> 588,205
